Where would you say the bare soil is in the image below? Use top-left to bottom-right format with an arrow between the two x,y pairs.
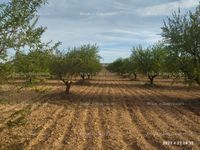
0,72 -> 199,150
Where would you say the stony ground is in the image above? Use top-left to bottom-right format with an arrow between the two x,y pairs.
0,73 -> 199,150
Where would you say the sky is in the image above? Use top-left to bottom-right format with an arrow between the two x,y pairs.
2,0 -> 199,63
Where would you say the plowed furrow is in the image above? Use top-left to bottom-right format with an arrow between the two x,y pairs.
98,81 -> 128,150
167,89 -> 200,99
146,89 -> 200,123
84,106 -> 102,150
0,90 -> 50,122
113,83 -> 157,150
108,81 -> 133,150
59,83 -> 98,150
117,102 -> 154,150
143,89 -> 200,131
120,85 -> 172,150
30,83 -> 92,150
112,82 -> 152,150
0,103 -> 45,132
136,88 -> 200,148
61,105 -> 87,150
0,105 -> 6,110
83,83 -> 103,150
0,95 -> 50,131
42,107 -> 75,150
0,105 -> 27,124
138,88 -> 199,125
25,106 -> 65,149
0,103 -> 58,150
139,105 -> 197,149
126,102 -> 171,150
52,85 -> 94,150
139,105 -> 181,150
0,104 -> 24,113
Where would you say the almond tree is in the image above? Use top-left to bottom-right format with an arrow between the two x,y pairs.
131,43 -> 167,85
107,58 -> 124,75
50,51 -> 73,94
13,43 -> 60,83
162,3 -> 200,85
50,44 -> 101,94
0,0 -> 48,81
68,44 -> 101,81
0,0 -> 47,58
107,58 -> 137,80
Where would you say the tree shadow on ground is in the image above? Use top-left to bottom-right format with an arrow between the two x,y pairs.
1,79 -> 199,116
88,81 -> 200,91
41,87 -> 200,116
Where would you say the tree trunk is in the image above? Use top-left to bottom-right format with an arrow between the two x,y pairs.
65,81 -> 72,94
29,75 -> 32,83
87,73 -> 91,80
150,77 -> 154,85
148,74 -> 157,85
195,76 -> 200,86
59,74 -> 72,94
81,74 -> 85,81
133,73 -> 137,81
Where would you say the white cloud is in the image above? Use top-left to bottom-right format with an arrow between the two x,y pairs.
80,11 -> 121,17
111,29 -> 141,35
36,0 -> 198,62
137,0 -> 199,16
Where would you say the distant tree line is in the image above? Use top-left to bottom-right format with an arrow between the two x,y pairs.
12,43 -> 101,94
107,3 -> 200,86
0,0 -> 199,92
107,43 -> 167,85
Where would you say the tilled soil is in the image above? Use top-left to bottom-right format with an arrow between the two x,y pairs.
0,74 -> 199,150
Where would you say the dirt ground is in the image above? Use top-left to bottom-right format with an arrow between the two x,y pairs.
0,72 -> 199,150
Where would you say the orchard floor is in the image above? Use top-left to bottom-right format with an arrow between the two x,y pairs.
0,73 -> 199,150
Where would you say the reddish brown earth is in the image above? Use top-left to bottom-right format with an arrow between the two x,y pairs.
0,72 -> 199,150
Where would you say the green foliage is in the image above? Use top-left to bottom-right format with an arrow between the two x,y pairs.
50,50 -> 72,80
13,45 -> 57,82
49,44 -> 101,93
0,61 -> 13,83
14,49 -> 52,74
130,43 -> 167,85
108,43 -> 167,84
0,0 -> 47,58
107,58 -> 124,74
50,44 -> 101,81
162,3 -> 200,85
131,43 -> 167,76
68,44 -> 101,77
107,57 -> 137,77
0,0 -> 50,82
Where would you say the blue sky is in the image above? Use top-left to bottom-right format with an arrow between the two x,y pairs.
2,0 -> 199,62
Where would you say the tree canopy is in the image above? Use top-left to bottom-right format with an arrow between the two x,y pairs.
50,44 -> 102,93
0,0 -> 47,60
161,3 -> 200,85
